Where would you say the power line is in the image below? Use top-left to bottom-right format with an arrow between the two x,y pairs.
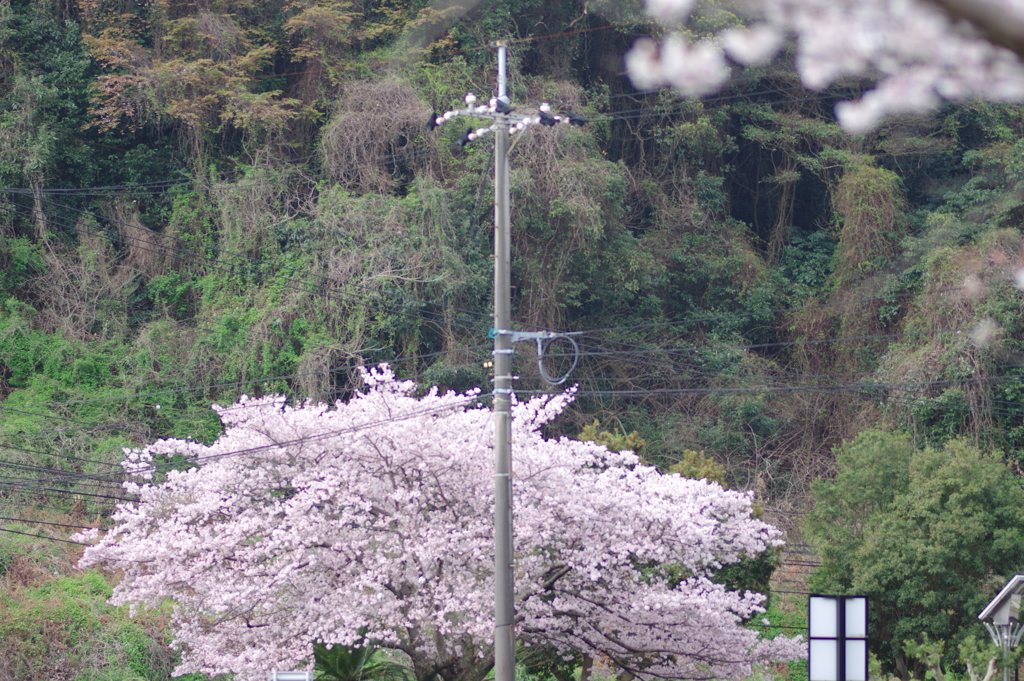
0,442 -> 123,468
0,352 -> 489,429
571,284 -> 967,341
0,456 -> 123,483
0,481 -> 134,502
0,354 -> 492,462
15,391 -> 496,485
0,80 -> 836,201
0,403 -> 148,433
569,345 -> 1003,400
0,20 -> 652,90
0,526 -> 90,545
0,195 -> 496,338
47,347 -> 490,408
0,516 -> 103,530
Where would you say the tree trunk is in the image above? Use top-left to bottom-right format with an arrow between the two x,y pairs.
30,172 -> 47,241
767,157 -> 797,265
895,652 -> 911,681
580,656 -> 593,681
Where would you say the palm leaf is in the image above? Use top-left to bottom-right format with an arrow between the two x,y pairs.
313,636 -> 413,681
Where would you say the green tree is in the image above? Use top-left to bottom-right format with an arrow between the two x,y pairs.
806,430 -> 1024,681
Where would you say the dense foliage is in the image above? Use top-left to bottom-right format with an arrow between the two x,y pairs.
4,0 -> 1024,678
6,0 -> 1024,516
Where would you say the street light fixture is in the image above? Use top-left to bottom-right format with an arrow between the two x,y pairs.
979,575 -> 1024,681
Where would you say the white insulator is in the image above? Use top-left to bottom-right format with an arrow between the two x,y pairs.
539,102 -> 551,112
468,133 -> 478,141
476,105 -> 488,114
476,128 -> 489,136
465,92 -> 477,105
443,111 -> 456,120
510,126 -> 519,134
435,117 -> 444,127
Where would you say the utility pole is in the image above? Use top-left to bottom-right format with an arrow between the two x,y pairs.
425,43 -> 583,681
491,40 -> 515,681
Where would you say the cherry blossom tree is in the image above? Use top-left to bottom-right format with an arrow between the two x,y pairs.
627,0 -> 1024,133
77,366 -> 803,681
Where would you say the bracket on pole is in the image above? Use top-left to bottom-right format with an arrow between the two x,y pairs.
489,329 -> 581,385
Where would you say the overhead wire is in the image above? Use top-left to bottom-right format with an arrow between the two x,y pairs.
0,342 -> 497,475
48,344 -> 492,408
0,16 -> 947,577
0,194 -> 496,338
8,330 -> 1011,459
0,402 -> 148,432
0,273 -> 1004,411
0,81 -> 870,386
0,481 -> 134,502
568,283 -> 968,340
555,378 -> 1024,421
0,479 -> 129,499
130,390 -> 493,475
0,347 -> 493,459
0,5 -> 856,213
0,516 -> 101,530
0,94 -> 843,413
0,442 -> 123,468
0,526 -> 91,545
5,316 -> 1014,475
551,279 -> 1024,417
1,36 -> 999,417
571,324 -> 969,370
566,363 -> 1024,410
13,356 -> 1019,517
3,79 -> 836,201
0,350 -> 490,432
539,339 -> 1024,422
0,456 -> 123,483
0,389 -> 495,489
28,134 -> 422,201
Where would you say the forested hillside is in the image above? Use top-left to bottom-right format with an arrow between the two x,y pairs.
3,0 -> 1024,678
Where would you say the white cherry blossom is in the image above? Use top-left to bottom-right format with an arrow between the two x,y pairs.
80,366 -> 803,681
630,0 -> 1024,132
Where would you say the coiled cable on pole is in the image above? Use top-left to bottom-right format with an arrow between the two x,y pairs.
536,334 -> 580,385
489,329 -> 582,385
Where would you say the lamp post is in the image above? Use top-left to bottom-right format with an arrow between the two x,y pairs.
979,575 -> 1024,681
